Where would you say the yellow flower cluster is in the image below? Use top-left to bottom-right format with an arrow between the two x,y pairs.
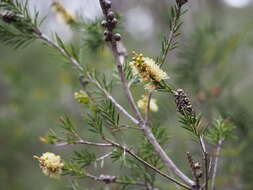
129,52 -> 169,91
137,95 -> 158,112
51,2 -> 75,25
74,90 -> 90,104
34,152 -> 64,178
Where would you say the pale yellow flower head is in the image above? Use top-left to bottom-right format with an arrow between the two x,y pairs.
137,95 -> 158,112
74,90 -> 90,104
34,152 -> 64,178
129,52 -> 169,84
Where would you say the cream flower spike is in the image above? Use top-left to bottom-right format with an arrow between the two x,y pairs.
34,152 -> 64,178
129,51 -> 169,83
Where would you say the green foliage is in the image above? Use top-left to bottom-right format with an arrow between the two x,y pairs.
70,180 -> 85,190
63,161 -> 86,176
1,0 -> 249,190
0,0 -> 40,48
86,111 -> 103,135
54,33 -> 81,62
42,115 -> 80,145
139,126 -> 168,169
179,114 -> 204,137
73,150 -> 96,168
97,100 -> 120,130
0,24 -> 35,48
207,118 -> 236,144
115,61 -> 139,86
157,1 -> 187,66
82,20 -> 104,54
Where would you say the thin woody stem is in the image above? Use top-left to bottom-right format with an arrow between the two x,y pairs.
98,0 -> 194,186
145,92 -> 152,124
55,140 -> 112,147
200,136 -> 209,190
37,33 -> 84,72
118,125 -> 142,131
104,137 -> 192,190
87,72 -> 139,125
99,0 -> 143,122
35,30 -> 139,126
85,172 -> 147,187
96,151 -> 113,161
211,139 -> 224,190
159,3 -> 183,67
140,123 -> 194,186
111,40 -> 143,122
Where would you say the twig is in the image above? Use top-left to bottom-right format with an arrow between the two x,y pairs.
96,151 -> 113,162
186,152 -> 202,189
104,137 -> 192,190
200,136 -> 207,153
86,172 -> 147,187
208,156 -> 213,176
140,123 -> 194,186
128,76 -> 138,88
55,140 -> 112,147
211,139 -> 224,190
87,72 -> 139,125
118,124 -> 142,131
98,0 -> 194,186
37,33 -> 84,72
145,93 -> 152,124
158,1 -> 185,67
98,0 -> 143,123
200,136 -> 209,190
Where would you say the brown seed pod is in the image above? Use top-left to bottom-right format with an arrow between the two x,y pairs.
101,20 -> 107,27
113,33 -> 121,41
104,0 -> 112,9
107,11 -> 114,20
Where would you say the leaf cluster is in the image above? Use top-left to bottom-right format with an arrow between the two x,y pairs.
139,126 -> 169,169
63,161 -> 86,177
82,20 -> 104,54
179,113 -> 205,137
207,118 -> 236,144
156,2 -> 187,66
42,115 -> 79,145
0,0 -> 40,48
72,150 -> 96,168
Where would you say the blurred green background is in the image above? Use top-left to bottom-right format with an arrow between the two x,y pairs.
0,0 -> 253,189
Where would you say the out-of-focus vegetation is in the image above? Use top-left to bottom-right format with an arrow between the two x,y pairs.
0,0 -> 253,190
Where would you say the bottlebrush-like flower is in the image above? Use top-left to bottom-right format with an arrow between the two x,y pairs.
137,95 -> 158,112
34,152 -> 64,178
129,52 -> 169,84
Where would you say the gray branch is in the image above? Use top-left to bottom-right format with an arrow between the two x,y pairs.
211,139 -> 224,190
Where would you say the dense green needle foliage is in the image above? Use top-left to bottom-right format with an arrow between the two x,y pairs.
1,0 -> 249,190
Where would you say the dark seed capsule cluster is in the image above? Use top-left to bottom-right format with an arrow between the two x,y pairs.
100,0 -> 121,42
173,88 -> 194,116
186,152 -> 203,189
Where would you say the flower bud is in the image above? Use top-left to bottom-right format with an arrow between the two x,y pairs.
101,20 -> 107,27
111,18 -> 118,25
74,90 -> 90,104
104,0 -> 112,8
113,33 -> 121,41
107,11 -> 114,20
193,162 -> 201,169
103,30 -> 110,36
